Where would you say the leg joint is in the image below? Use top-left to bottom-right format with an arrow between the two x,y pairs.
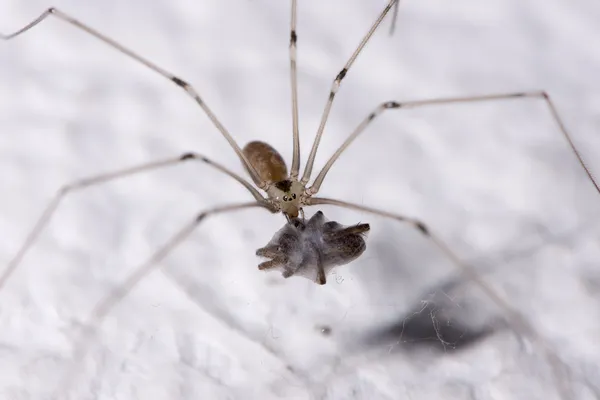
171,76 -> 189,89
414,220 -> 430,236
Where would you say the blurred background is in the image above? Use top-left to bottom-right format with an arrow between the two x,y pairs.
1,0 -> 600,398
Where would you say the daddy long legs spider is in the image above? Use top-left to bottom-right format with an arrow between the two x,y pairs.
1,0 -> 600,398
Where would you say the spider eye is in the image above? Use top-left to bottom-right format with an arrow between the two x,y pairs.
292,193 -> 297,199
283,195 -> 288,201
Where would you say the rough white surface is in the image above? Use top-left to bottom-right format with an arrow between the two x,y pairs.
1,0 -> 600,399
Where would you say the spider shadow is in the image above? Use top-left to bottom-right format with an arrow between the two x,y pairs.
345,226 -> 513,356
358,276 -> 501,354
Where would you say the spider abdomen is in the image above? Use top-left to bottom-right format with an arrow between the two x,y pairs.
243,141 -> 288,183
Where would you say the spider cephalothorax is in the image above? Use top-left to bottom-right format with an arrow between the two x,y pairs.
243,140 -> 307,217
266,178 -> 307,217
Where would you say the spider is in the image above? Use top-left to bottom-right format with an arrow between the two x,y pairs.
1,0 -> 598,398
0,1 -> 417,299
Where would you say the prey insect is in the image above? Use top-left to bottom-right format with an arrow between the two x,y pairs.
257,210 -> 370,284
1,0 -> 598,398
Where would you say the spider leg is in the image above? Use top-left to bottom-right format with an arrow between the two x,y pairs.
56,201 -> 270,397
323,223 -> 370,239
289,0 -> 301,178
308,91 -> 597,196
257,259 -> 283,271
388,0 -> 401,36
300,0 -> 400,184
306,196 -> 573,400
0,153 -> 270,291
0,8 -> 267,189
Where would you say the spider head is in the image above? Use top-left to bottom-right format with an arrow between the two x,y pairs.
267,179 -> 306,218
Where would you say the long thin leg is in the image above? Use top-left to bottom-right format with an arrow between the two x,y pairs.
388,0 -> 401,36
307,196 -> 572,399
300,0 -> 400,184
0,152 -> 269,290
307,91 -> 598,196
56,201 -> 270,396
0,8 -> 267,189
289,0 -> 301,179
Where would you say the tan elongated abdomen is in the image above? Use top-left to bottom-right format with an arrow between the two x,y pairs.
243,141 -> 288,183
